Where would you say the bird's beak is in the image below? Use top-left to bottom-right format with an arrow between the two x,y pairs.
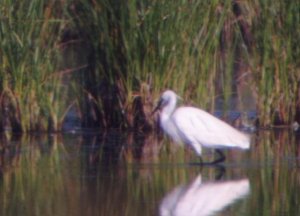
151,98 -> 162,116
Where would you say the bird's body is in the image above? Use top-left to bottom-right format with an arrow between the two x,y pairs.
160,175 -> 250,216
153,90 -> 250,162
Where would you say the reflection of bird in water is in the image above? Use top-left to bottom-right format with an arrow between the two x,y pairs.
152,90 -> 250,164
159,175 -> 250,216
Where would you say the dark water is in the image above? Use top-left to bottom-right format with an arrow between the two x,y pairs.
0,129 -> 299,216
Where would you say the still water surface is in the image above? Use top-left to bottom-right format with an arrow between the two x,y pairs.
0,129 -> 299,216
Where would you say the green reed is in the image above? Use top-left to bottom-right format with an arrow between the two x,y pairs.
0,0 -> 299,132
122,0 -> 232,102
250,0 -> 300,126
122,0 -> 300,127
0,0 -> 68,132
68,0 -> 237,129
69,0 -> 300,129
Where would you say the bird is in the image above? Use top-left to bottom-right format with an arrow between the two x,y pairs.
152,90 -> 250,164
160,175 -> 250,216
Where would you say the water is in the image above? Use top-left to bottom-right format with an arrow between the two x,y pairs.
0,129 -> 299,216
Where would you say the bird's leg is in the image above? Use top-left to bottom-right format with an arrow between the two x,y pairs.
199,149 -> 225,165
212,149 -> 226,164
214,165 -> 226,180
189,150 -> 225,166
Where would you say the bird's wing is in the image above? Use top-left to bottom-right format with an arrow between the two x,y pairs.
175,178 -> 250,216
172,107 -> 250,149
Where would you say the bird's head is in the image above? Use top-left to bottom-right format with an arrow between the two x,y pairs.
152,90 -> 180,115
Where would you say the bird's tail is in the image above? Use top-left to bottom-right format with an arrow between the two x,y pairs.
238,133 -> 251,149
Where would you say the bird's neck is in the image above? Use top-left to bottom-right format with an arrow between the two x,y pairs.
161,99 -> 177,121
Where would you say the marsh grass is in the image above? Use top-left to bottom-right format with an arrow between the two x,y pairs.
0,0 -> 68,132
249,0 -> 300,126
68,0 -> 241,129
68,0 -> 300,129
122,0 -> 232,102
0,0 -> 299,132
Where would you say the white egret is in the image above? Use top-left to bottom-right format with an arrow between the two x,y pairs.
152,90 -> 250,164
160,175 -> 250,216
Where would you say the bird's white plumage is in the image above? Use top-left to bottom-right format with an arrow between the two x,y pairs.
156,90 -> 250,156
160,175 -> 250,216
